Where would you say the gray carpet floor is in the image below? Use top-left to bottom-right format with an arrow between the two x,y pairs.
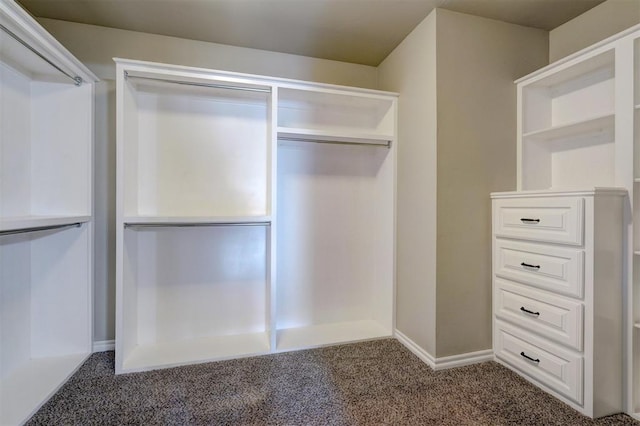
27,339 -> 639,425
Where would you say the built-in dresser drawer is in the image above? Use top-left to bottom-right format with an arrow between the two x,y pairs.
494,320 -> 583,405
494,278 -> 583,350
493,196 -> 584,245
494,239 -> 584,298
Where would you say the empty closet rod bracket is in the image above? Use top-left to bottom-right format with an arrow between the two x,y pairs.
0,222 -> 82,237
278,137 -> 391,149
124,222 -> 271,228
0,23 -> 83,86
123,71 -> 271,93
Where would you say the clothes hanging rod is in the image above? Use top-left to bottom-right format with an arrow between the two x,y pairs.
124,72 -> 271,93
0,23 -> 82,86
124,222 -> 270,228
278,136 -> 391,149
0,222 -> 82,236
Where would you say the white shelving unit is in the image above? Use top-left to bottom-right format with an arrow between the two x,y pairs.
511,23 -> 640,419
274,84 -> 395,352
115,59 -> 398,373
0,1 -> 98,424
116,61 -> 274,374
518,49 -> 616,191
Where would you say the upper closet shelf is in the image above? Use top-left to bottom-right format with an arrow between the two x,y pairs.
0,215 -> 90,233
123,215 -> 271,227
522,113 -> 614,142
277,127 -> 392,147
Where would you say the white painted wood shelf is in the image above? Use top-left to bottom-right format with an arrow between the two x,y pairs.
522,113 -> 614,142
120,333 -> 270,373
115,58 -> 397,374
277,127 -> 392,146
276,320 -> 391,352
123,216 -> 271,226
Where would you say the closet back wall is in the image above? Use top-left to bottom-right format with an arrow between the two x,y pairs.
36,18 -> 379,344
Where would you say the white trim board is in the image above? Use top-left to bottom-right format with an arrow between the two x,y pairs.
93,340 -> 115,352
394,330 -> 493,370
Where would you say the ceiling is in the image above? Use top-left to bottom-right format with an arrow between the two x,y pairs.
18,0 -> 605,66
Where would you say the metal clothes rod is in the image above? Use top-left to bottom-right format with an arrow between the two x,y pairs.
125,222 -> 270,228
0,23 -> 82,86
124,72 -> 271,94
0,222 -> 82,236
278,136 -> 391,149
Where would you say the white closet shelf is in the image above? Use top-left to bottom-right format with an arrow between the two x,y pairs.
0,215 -> 90,232
522,113 -> 614,142
121,332 -> 270,373
0,352 -> 89,426
276,320 -> 391,352
278,127 -> 392,146
123,216 -> 271,226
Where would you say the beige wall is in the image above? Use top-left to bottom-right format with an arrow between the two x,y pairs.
435,9 -> 548,357
379,9 -> 547,359
378,12 -> 438,356
37,18 -> 379,343
38,18 -> 379,87
550,0 -> 640,62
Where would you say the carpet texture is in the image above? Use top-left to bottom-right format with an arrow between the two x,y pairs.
27,339 -> 638,425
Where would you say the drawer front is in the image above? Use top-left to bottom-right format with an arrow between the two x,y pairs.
493,197 -> 584,245
494,320 -> 583,405
494,239 -> 584,298
494,278 -> 583,350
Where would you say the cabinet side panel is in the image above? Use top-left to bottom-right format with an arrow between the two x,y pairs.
0,235 -> 32,378
30,83 -> 92,216
121,228 -> 139,361
0,63 -> 31,217
276,143 -> 386,329
592,194 -> 624,416
30,226 -> 91,357
371,139 -> 395,329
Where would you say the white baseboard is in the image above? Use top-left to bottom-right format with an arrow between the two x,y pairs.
395,329 -> 436,368
435,348 -> 494,370
394,329 -> 493,370
93,340 -> 115,352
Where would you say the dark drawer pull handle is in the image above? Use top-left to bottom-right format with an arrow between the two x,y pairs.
520,352 -> 540,363
520,218 -> 540,223
520,307 -> 540,316
520,262 -> 540,269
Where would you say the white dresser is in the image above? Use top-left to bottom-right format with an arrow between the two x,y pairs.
492,188 -> 625,418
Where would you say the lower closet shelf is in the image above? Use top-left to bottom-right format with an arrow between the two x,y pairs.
276,320 -> 391,352
121,332 -> 271,373
0,353 -> 90,426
